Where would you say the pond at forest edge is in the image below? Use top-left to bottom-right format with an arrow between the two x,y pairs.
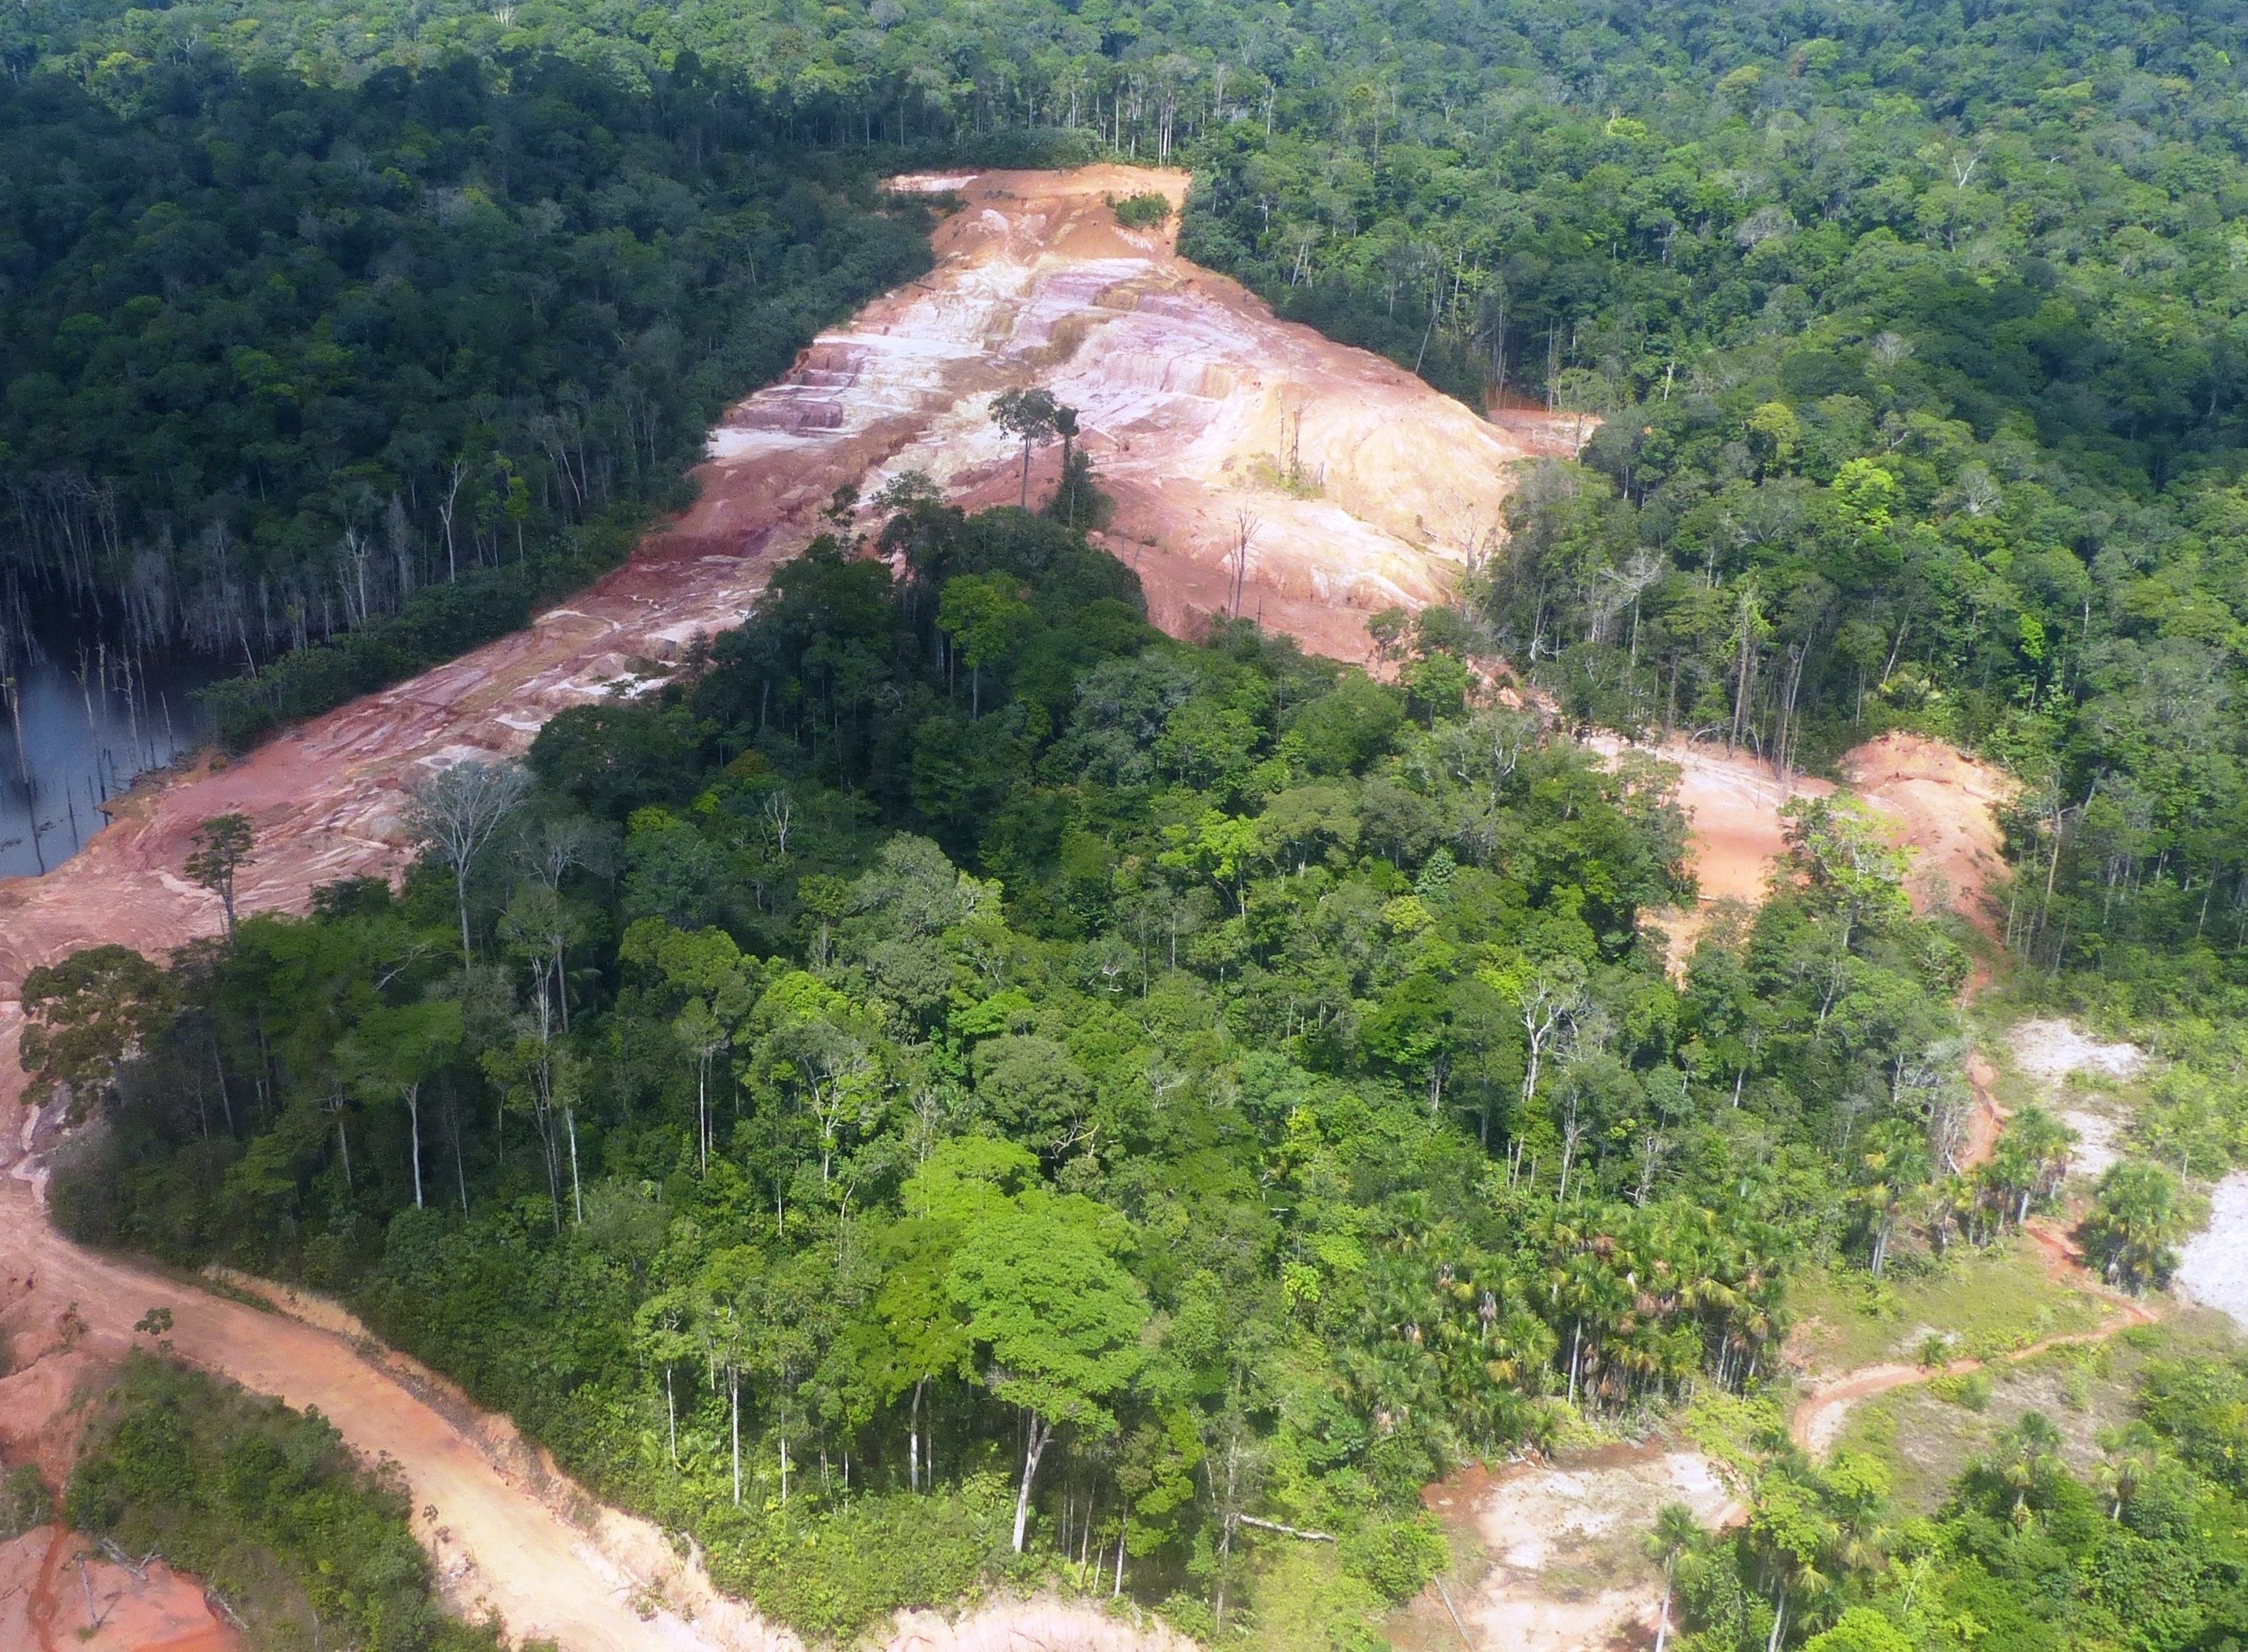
0,640 -> 218,880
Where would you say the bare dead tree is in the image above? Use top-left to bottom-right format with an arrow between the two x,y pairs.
1231,509 -> 1260,617
407,757 -> 531,963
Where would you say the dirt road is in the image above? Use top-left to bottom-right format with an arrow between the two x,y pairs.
0,1182 -> 799,1650
1788,1220 -> 2162,1457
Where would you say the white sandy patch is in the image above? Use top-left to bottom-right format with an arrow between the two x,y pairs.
2059,1109 -> 2122,1178
2011,1019 -> 2144,1091
1462,1450 -> 1739,1652
2178,1173 -> 2248,1333
883,173 -> 981,194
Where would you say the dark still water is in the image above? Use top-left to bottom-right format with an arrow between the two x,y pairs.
0,642 -> 218,879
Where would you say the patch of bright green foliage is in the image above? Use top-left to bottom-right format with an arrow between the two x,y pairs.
1787,1243 -> 2104,1376
1108,191 -> 1173,230
1676,1356 -> 2248,1652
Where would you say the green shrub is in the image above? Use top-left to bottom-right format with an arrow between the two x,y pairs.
706,1475 -> 1013,1641
0,1463 -> 52,1537
1107,191 -> 1173,229
1929,1369 -> 1993,1410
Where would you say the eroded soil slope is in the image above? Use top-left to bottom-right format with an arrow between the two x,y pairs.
694,168 -> 1546,652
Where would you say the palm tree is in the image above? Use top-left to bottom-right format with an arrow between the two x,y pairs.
1645,1501 -> 1701,1652
2094,1428 -> 2162,1522
1988,1412 -> 2065,1526
2078,1160 -> 2182,1290
1999,1107 -> 2076,1220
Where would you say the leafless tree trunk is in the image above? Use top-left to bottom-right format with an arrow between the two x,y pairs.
407,758 -> 531,963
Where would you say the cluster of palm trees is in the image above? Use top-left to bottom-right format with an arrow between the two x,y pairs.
1542,1203 -> 1791,1413
1848,1106 -> 2079,1274
1341,1199 -> 1794,1461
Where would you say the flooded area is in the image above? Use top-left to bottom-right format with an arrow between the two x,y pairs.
0,640 -> 216,877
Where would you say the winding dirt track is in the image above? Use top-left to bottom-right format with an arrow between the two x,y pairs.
1788,1220 -> 2162,1457
0,166 -> 1543,1652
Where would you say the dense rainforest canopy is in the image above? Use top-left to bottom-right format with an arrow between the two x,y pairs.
0,48 -> 929,738
10,1 -> 2248,1649
9,0 -> 2248,981
31,489 -> 2194,1647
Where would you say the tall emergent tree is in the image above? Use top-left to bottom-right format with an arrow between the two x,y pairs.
947,1198 -> 1148,1552
405,759 -> 530,964
991,387 -> 1061,510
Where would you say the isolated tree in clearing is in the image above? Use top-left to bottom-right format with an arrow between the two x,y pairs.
991,386 -> 1061,509
184,813 -> 256,947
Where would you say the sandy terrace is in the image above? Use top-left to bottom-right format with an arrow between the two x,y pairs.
690,166 -> 1548,657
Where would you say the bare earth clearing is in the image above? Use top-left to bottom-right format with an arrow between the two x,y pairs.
0,165 -> 2082,1652
0,1523 -> 237,1652
2177,1174 -> 2248,1331
1399,1453 -> 1739,1652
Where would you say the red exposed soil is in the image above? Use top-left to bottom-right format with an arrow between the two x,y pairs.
1,1526 -> 239,1652
1842,732 -> 2013,940
1616,730 -> 2010,924
756,167 -> 1556,658
1612,730 -> 2012,1002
